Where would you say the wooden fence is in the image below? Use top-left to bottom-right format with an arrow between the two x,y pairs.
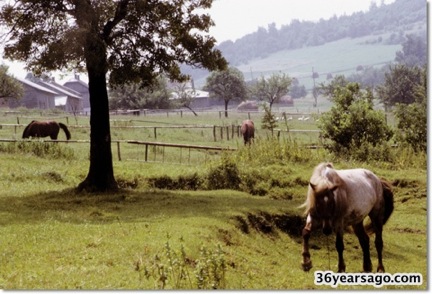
0,139 -> 236,165
0,123 -> 248,142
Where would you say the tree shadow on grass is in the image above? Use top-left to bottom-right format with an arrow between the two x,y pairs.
0,188 -> 306,235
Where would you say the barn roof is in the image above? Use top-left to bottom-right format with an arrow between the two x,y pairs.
17,78 -> 58,95
38,80 -> 82,99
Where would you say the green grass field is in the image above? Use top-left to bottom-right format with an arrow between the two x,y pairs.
0,109 -> 427,289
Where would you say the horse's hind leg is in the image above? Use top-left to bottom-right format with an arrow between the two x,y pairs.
353,222 -> 372,272
374,225 -> 385,272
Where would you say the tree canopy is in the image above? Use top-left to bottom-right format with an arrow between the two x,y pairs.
376,64 -> 423,108
204,67 -> 247,117
0,0 -> 227,191
253,73 -> 291,110
0,65 -> 23,99
109,76 -> 171,110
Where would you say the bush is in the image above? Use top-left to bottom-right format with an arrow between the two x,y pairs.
205,157 -> 241,190
147,173 -> 202,190
318,83 -> 393,155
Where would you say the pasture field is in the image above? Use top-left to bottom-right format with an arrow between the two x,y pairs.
0,108 -> 427,289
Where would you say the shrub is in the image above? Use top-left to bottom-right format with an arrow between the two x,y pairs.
205,156 -> 241,190
318,83 -> 393,155
147,173 -> 202,190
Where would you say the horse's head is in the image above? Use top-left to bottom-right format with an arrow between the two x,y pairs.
309,182 -> 338,235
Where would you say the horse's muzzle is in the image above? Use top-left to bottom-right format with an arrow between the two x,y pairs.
323,219 -> 332,235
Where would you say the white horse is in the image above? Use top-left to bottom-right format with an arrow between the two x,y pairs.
301,162 -> 394,273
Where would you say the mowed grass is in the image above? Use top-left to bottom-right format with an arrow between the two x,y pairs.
0,110 -> 427,289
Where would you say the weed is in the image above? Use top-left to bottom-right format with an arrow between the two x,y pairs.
135,237 -> 226,289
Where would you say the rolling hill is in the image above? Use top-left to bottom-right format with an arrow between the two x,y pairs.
186,0 -> 426,89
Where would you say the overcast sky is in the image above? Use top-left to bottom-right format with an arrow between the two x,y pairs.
208,0 -> 396,43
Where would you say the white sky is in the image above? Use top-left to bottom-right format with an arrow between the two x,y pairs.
208,0 -> 396,43
0,0 -> 404,81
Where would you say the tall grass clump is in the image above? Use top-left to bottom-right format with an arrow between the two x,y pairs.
0,141 -> 75,160
234,138 -> 324,167
135,238 -> 226,289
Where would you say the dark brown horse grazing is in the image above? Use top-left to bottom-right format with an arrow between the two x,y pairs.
241,119 -> 254,145
301,162 -> 394,273
22,120 -> 71,140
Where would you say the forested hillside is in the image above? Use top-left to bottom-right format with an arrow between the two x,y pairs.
218,0 -> 426,65
182,0 -> 426,84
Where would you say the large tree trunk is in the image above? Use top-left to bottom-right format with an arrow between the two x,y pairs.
77,33 -> 117,192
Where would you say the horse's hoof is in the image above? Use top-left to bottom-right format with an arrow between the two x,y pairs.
302,261 -> 313,272
377,265 -> 385,273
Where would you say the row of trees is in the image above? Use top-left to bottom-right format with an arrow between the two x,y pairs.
217,0 -> 426,66
109,68 -> 296,117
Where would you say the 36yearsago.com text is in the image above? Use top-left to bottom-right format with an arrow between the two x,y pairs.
314,271 -> 423,288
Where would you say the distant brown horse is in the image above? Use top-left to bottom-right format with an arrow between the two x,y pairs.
22,120 -> 71,140
241,119 -> 254,145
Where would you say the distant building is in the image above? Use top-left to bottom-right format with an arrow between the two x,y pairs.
4,74 -> 88,112
237,100 -> 259,112
278,95 -> 294,106
10,78 -> 58,109
63,74 -> 90,112
36,79 -> 83,113
169,80 -> 224,109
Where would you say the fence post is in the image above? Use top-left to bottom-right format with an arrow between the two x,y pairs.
117,141 -> 121,161
213,125 -> 216,142
154,127 -> 157,139
226,126 -> 229,140
145,144 -> 149,162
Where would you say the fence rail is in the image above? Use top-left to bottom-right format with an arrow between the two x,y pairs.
0,138 -> 236,164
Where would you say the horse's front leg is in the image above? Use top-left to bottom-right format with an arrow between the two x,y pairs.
335,230 -> 346,272
301,214 -> 313,271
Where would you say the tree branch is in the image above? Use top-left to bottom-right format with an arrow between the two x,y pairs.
102,0 -> 130,43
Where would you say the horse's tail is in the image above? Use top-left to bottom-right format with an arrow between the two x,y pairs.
381,180 -> 394,225
365,180 -> 394,233
59,122 -> 71,140
22,120 -> 35,138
